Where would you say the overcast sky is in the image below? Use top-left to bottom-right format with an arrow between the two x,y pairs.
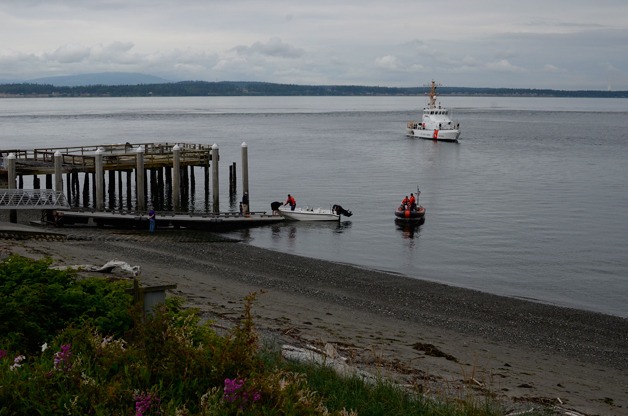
1,0 -> 627,90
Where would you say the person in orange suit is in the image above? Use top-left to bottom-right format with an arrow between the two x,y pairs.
284,194 -> 296,211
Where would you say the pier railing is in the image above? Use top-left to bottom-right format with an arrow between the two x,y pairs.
2,142 -> 212,174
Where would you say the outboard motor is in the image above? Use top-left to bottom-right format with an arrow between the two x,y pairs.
332,204 -> 353,217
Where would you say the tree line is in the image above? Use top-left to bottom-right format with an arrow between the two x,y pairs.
1,80 -> 626,98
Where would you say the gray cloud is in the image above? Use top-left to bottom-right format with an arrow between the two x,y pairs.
233,37 -> 304,59
0,0 -> 627,89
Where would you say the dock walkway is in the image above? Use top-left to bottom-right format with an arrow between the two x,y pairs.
56,209 -> 284,232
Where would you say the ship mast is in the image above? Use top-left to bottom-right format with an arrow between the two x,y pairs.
426,80 -> 438,109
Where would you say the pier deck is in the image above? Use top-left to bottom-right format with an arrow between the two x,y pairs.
2,142 -> 211,175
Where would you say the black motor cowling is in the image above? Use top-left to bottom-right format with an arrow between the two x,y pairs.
332,204 -> 353,217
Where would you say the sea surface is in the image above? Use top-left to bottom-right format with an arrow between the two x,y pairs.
1,96 -> 627,318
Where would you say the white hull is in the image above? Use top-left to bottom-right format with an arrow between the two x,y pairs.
407,127 -> 460,142
279,207 -> 340,221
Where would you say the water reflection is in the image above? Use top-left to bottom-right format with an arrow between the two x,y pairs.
395,218 -> 424,240
336,221 -> 353,233
267,220 -> 352,240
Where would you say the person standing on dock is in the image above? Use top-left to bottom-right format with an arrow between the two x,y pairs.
270,201 -> 282,215
284,194 -> 296,211
148,207 -> 156,233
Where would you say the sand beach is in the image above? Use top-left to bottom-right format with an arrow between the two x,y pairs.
1,223 -> 627,415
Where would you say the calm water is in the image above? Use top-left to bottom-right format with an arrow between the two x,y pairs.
1,96 -> 627,317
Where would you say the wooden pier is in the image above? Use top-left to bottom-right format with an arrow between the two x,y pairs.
1,142 -> 282,230
1,142 -> 213,211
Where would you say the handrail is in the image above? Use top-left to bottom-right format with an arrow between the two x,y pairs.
0,189 -> 70,210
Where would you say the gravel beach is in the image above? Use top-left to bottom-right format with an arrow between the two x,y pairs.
2,224 -> 627,415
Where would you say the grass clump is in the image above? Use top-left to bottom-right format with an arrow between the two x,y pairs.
0,255 -> 507,415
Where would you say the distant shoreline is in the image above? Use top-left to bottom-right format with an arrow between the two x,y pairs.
1,80 -> 627,99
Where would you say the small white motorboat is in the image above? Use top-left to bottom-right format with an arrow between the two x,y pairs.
279,204 -> 352,222
406,80 -> 461,142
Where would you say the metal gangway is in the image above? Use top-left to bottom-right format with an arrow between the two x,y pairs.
0,189 -> 70,210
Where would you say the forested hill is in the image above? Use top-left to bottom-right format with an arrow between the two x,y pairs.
1,80 -> 626,98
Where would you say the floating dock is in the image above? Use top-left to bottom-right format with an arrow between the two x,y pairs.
54,210 -> 283,232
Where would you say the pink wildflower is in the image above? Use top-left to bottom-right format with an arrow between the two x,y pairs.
53,343 -> 72,372
10,355 -> 25,370
134,392 -> 161,416
223,378 -> 262,408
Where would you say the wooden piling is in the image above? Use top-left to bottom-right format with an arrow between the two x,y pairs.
54,151 -> 63,193
149,168 -> 157,207
157,168 -> 164,210
165,167 -> 172,211
108,170 -> 115,209
117,171 -> 123,210
126,170 -> 132,210
66,172 -> 72,206
241,142 -> 249,207
7,153 -> 17,223
82,173 -> 90,207
91,172 -> 96,208
211,144 -> 219,213
184,166 -> 191,210
73,172 -> 80,207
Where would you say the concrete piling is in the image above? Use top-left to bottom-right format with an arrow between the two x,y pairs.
135,145 -> 145,212
94,147 -> 104,211
54,151 -> 63,193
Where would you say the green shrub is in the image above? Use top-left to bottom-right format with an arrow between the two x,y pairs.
0,255 -> 133,354
0,256 -> 507,415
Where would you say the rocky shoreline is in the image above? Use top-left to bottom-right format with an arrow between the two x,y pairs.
2,224 -> 627,415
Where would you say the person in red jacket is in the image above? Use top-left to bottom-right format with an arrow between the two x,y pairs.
401,195 -> 410,209
409,193 -> 416,210
284,194 -> 296,211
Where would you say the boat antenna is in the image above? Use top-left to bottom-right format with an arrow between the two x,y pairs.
426,80 -> 440,109
416,185 -> 421,205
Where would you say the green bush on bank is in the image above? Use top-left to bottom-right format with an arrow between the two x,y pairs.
0,255 -> 506,415
0,255 -> 133,354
